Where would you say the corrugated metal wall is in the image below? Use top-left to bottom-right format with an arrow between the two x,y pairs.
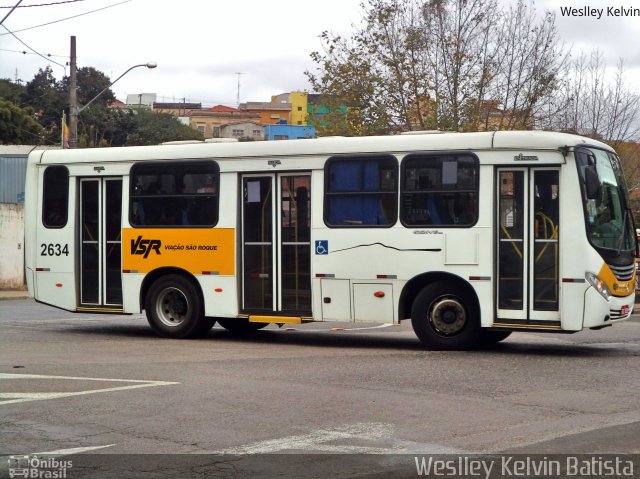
0,156 -> 27,203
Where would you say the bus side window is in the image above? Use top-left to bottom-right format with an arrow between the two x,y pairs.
129,161 -> 219,227
401,154 -> 479,227
42,166 -> 69,228
324,156 -> 397,227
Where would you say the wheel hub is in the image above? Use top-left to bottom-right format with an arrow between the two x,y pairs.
430,297 -> 466,335
156,287 -> 190,327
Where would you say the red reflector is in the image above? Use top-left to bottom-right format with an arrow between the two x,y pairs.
374,291 -> 385,298
55,283 -> 63,288
214,288 -> 223,293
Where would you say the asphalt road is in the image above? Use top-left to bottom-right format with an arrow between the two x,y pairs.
1,299 -> 639,477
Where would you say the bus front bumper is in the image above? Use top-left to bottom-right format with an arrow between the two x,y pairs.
583,287 -> 635,329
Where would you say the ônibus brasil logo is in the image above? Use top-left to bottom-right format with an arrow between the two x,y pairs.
131,236 -> 161,258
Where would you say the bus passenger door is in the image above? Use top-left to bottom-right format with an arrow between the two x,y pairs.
78,177 -> 123,310
496,168 -> 560,325
241,173 -> 311,315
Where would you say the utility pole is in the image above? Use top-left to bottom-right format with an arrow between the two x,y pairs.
69,36 -> 78,148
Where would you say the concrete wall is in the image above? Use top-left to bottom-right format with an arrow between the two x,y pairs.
0,203 -> 25,289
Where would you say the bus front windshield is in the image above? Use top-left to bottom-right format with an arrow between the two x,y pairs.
579,147 -> 635,253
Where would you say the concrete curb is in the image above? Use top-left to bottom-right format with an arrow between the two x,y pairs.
0,290 -> 30,301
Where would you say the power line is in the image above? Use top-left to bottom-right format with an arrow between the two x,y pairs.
0,46 -> 67,58
0,0 -> 22,25
0,0 -> 86,8
1,24 -> 67,71
0,0 -> 131,36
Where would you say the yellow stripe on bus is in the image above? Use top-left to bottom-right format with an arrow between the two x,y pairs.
249,315 -> 302,324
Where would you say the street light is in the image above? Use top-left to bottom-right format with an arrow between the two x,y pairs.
69,61 -> 157,148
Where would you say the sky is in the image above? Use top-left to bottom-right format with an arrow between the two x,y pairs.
1,0 -> 639,108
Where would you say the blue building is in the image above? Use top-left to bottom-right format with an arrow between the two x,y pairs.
263,124 -> 315,141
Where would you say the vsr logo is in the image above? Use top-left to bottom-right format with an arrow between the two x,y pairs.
131,236 -> 161,258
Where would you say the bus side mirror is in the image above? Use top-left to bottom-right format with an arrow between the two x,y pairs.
584,165 -> 599,200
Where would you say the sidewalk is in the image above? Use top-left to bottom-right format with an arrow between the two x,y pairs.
0,289 -> 30,301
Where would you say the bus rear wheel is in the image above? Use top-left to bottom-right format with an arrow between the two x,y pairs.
145,274 -> 214,338
411,282 -> 480,350
217,318 -> 269,333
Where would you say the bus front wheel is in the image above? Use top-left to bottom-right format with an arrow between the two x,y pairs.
411,282 -> 480,350
145,274 -> 214,338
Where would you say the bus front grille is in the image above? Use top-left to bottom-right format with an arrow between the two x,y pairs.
609,262 -> 635,281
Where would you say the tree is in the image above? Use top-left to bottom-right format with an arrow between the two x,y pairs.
0,98 -> 44,144
547,51 -> 640,143
125,110 -> 204,146
480,0 -> 568,131
58,66 -> 120,146
76,107 -> 136,147
0,78 -> 25,104
422,0 -> 500,131
22,66 -> 66,143
76,67 -> 115,107
307,0 -> 566,135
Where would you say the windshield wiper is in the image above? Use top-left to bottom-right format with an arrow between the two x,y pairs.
616,208 -> 629,255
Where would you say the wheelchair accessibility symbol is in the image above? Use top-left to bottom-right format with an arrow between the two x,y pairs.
315,240 -> 328,255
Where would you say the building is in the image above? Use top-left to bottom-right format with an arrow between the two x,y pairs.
154,102 -> 202,116
272,91 -> 308,126
238,101 -> 291,125
108,99 -> 131,110
263,124 -> 315,141
125,93 -> 156,109
219,121 -> 264,140
306,93 -> 349,129
187,106 -> 259,138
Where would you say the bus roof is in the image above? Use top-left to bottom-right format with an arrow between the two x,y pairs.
32,130 -> 614,165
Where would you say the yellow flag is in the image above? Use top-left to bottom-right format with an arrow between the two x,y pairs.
62,111 -> 70,148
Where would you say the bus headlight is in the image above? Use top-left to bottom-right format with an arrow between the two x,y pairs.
585,271 -> 612,301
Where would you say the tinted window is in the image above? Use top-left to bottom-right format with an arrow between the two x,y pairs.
324,156 -> 397,227
42,166 -> 69,228
401,154 -> 478,226
130,161 -> 219,227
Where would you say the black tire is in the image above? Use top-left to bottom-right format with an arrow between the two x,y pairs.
411,282 -> 480,350
478,330 -> 512,345
217,318 -> 269,333
145,274 -> 212,338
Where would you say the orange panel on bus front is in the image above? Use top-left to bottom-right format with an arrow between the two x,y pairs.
122,228 -> 235,275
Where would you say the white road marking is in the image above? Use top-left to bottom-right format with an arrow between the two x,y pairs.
213,422 -> 395,454
212,422 -> 462,454
0,373 -> 179,406
214,323 -> 396,333
32,444 -> 116,455
336,323 -> 394,331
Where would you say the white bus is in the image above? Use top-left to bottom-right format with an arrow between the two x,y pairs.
24,131 -> 637,349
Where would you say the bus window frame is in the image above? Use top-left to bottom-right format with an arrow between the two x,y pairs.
323,153 -> 399,229
128,159 -> 220,228
42,165 -> 70,229
399,151 -> 480,229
